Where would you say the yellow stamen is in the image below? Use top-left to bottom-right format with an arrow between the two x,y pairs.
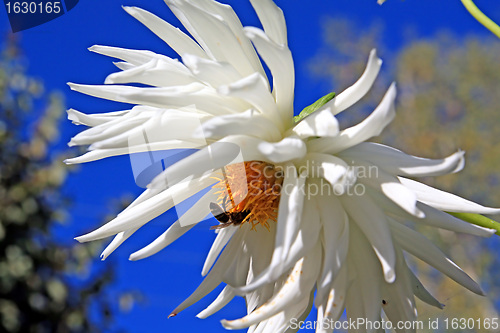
213,161 -> 283,230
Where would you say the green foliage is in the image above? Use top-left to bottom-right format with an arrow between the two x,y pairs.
294,92 -> 336,123
0,36 -> 124,333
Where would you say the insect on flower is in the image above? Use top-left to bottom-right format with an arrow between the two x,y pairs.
209,201 -> 250,229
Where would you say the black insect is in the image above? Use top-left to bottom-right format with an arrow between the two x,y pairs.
209,202 -> 250,230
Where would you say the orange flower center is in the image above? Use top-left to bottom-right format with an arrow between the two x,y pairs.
213,161 -> 283,230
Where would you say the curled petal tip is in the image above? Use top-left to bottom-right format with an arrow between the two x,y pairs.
415,209 -> 426,219
87,45 -> 100,52
74,236 -> 86,243
128,253 -> 140,261
122,6 -> 139,16
168,313 -> 177,319
385,269 -> 396,284
389,81 -> 397,91
63,157 -> 77,165
369,48 -> 382,65
220,319 -> 231,329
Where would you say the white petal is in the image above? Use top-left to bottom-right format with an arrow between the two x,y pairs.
345,224 -> 382,324
369,188 -> 495,237
259,164 -> 305,281
222,246 -> 251,287
249,0 -> 287,46
74,173 -> 217,242
182,54 -> 241,87
196,286 -> 236,319
147,142 -> 240,190
307,83 -> 396,155
399,177 -> 500,214
128,190 -> 216,261
68,82 -> 248,116
195,109 -> 282,142
279,197 -> 321,278
248,295 -> 311,333
253,135 -> 306,163
302,153 -> 351,190
356,164 -> 424,218
90,110 -> 209,150
389,219 -> 484,295
121,187 -> 163,213
380,247 -> 417,330
290,108 -> 339,139
88,45 -> 166,66
113,61 -> 133,71
245,27 -> 294,125
67,108 -> 129,126
166,0 -> 263,77
316,265 -> 348,333
169,226 -> 249,317
340,194 -> 396,283
245,279 -> 274,316
238,190 -> 321,294
88,110 -> 209,150
414,203 -> 495,237
339,142 -> 465,177
218,73 -> 283,131
382,182 -> 424,218
243,218 -> 276,284
222,244 -> 321,330
148,136 -> 305,190
64,140 -> 201,164
104,58 -> 198,87
323,49 -> 382,115
186,0 -> 266,77
130,222 -> 197,261
218,135 -> 306,164
315,195 -> 349,307
201,226 -> 238,276
100,227 -> 139,260
123,6 -> 208,59
69,108 -> 149,147
253,296 -> 312,333
408,270 -> 444,309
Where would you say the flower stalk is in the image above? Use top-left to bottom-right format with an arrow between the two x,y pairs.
461,0 -> 500,39
450,212 -> 500,236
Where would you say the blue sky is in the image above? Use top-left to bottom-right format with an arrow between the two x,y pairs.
1,0 -> 500,332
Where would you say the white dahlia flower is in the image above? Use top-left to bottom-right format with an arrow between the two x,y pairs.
66,0 -> 499,332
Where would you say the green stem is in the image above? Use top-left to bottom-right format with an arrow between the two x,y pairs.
461,0 -> 500,39
448,212 -> 500,236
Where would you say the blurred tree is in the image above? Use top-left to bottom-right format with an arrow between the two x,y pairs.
310,18 -> 500,330
0,35 -> 129,333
